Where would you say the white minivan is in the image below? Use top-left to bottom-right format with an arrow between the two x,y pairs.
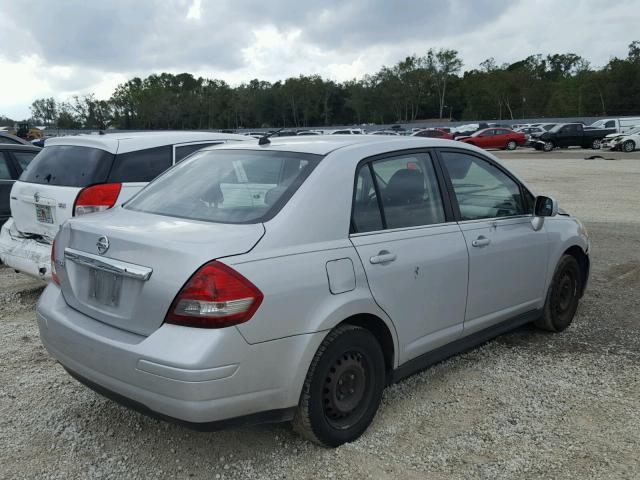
0,131 -> 252,279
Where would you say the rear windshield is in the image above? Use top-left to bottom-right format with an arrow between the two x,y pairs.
19,145 -> 114,187
125,150 -> 322,224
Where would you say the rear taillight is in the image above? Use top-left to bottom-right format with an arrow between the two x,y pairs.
51,239 -> 60,286
165,261 -> 263,328
74,183 -> 122,216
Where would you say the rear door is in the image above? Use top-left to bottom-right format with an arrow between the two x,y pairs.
437,149 -> 549,334
10,145 -> 114,240
349,150 -> 468,363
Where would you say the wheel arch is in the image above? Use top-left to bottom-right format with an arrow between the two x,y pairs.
563,245 -> 590,297
338,313 -> 396,380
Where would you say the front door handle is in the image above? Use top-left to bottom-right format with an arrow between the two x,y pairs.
472,236 -> 491,247
370,250 -> 397,264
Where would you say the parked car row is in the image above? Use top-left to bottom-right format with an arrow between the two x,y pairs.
15,132 -> 588,447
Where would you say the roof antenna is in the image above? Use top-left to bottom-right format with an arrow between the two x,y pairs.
258,128 -> 283,145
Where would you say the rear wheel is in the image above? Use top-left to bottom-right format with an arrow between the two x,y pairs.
623,140 -> 636,152
535,255 -> 582,332
293,325 -> 385,447
591,138 -> 602,149
506,140 -> 517,150
543,141 -> 555,152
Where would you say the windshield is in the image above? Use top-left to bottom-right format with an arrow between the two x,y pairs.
125,149 -> 321,224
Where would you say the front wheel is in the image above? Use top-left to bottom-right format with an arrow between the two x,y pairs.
591,138 -> 602,149
292,325 -> 385,447
535,255 -> 582,332
543,141 -> 555,152
623,140 -> 636,152
506,140 -> 517,150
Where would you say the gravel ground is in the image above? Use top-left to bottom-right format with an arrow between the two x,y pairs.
1,153 -> 639,479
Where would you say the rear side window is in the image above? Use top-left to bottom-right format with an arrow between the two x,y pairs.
352,153 -> 446,233
12,151 -> 38,172
126,150 -> 321,224
108,145 -> 172,183
0,154 -> 12,179
19,145 -> 114,187
352,165 -> 383,233
175,142 -> 222,163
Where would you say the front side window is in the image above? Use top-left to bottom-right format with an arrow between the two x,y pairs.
126,150 -> 321,224
440,151 -> 525,220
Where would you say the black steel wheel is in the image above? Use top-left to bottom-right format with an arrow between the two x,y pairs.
293,324 -> 385,447
535,255 -> 582,332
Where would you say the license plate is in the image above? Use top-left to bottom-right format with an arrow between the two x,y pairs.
35,204 -> 54,224
89,268 -> 122,307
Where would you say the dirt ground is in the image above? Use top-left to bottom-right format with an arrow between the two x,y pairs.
1,151 -> 639,479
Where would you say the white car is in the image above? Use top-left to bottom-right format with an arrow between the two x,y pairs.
37,136 -> 589,447
329,129 -> 364,135
0,131 -> 252,279
600,126 -> 640,152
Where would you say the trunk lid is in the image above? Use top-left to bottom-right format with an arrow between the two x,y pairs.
56,207 -> 265,336
10,181 -> 81,241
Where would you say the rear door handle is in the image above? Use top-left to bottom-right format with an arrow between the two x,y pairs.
370,250 -> 396,264
472,236 -> 491,247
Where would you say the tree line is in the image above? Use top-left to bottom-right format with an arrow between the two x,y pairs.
16,41 -> 640,130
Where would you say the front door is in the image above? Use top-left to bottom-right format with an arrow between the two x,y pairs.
438,149 -> 550,334
349,151 -> 469,364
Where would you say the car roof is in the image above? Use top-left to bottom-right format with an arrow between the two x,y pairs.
0,132 -> 30,145
0,143 -> 41,152
200,134 -> 470,156
45,131 -> 252,154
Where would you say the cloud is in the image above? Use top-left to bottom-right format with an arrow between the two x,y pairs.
0,0 -> 638,118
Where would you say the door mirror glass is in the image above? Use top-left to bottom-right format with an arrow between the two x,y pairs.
534,195 -> 558,217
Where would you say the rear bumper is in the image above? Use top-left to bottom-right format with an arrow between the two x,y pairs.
0,218 -> 52,280
37,284 -> 324,425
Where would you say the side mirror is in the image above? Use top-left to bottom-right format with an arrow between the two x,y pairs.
534,195 -> 558,217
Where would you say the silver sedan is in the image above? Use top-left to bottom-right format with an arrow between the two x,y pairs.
37,136 -> 590,447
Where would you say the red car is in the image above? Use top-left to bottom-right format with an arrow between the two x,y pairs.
458,128 -> 526,150
411,128 -> 454,140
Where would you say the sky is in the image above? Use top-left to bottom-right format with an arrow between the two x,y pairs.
1,0 -> 639,119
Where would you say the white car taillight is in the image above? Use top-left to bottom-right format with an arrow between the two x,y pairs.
74,183 -> 122,216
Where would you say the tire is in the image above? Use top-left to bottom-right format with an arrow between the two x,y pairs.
591,138 -> 602,149
535,255 -> 582,332
543,141 -> 555,152
506,140 -> 517,150
292,324 -> 385,447
623,140 -> 636,152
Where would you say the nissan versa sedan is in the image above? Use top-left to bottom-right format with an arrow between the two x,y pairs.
37,136 -> 590,447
